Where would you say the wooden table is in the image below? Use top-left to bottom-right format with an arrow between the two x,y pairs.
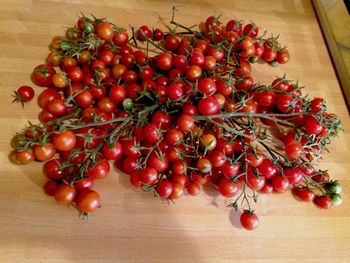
1,1 -> 349,262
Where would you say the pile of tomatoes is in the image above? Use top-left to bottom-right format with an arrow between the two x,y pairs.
11,13 -> 342,230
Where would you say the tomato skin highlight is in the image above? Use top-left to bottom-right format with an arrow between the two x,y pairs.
54,184 -> 76,205
240,211 -> 259,230
52,131 -> 76,152
86,159 -> 110,179
77,190 -> 101,212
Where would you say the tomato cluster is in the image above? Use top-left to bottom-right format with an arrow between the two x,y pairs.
10,13 -> 342,229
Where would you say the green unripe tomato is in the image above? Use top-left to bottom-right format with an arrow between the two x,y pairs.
84,23 -> 94,34
325,181 -> 342,194
331,193 -> 342,206
122,98 -> 134,110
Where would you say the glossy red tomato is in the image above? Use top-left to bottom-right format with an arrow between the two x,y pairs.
285,140 -> 303,159
187,182 -> 201,196
96,22 -> 114,40
284,167 -> 304,185
293,187 -> 315,202
196,158 -> 212,174
198,78 -> 217,95
236,76 -> 253,91
247,173 -> 265,191
152,111 -> 171,129
186,65 -> 202,81
15,86 -> 35,102
33,143 -> 56,162
271,176 -> 289,193
113,30 -> 129,46
31,64 -> 56,87
166,128 -> 183,145
146,151 -> 169,172
54,183 -> 76,205
220,161 -> 240,178
43,159 -> 65,180
47,98 -> 67,116
314,196 -> 332,209
157,53 -> 173,71
86,159 -> 110,179
130,170 -> 142,187
38,88 -> 61,108
198,96 -> 219,116
12,149 -> 33,164
52,130 -> 76,152
140,167 -> 158,185
74,177 -> 94,192
208,151 -> 225,167
77,189 -> 101,212
156,180 -> 173,198
102,141 -> 123,160
152,28 -> 164,41
142,123 -> 161,144
276,50 -> 290,64
240,210 -> 259,230
44,180 -> 58,196
164,34 -> 180,51
136,25 -> 152,41
218,177 -> 239,197
257,159 -> 278,179
304,115 -> 323,135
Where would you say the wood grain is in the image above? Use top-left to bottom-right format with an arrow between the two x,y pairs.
313,0 -> 350,106
0,1 -> 349,262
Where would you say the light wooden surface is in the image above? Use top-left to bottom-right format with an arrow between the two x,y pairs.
0,1 -> 350,262
313,0 -> 350,106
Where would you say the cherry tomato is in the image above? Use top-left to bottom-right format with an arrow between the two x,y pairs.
198,78 -> 217,95
197,158 -> 212,174
220,161 -> 240,178
74,177 -> 94,192
136,25 -> 152,41
33,143 -> 56,162
284,167 -> 304,185
14,149 -> 34,164
272,176 -> 289,193
102,141 -> 123,160
146,151 -> 169,172
14,86 -> 35,103
304,115 -> 323,135
208,151 -> 225,167
156,180 -> 173,198
113,30 -> 129,46
86,159 -> 110,179
157,53 -> 173,71
169,182 -> 184,199
54,183 -> 76,205
187,182 -> 201,196
96,22 -> 114,40
285,140 -> 303,159
142,123 -> 161,144
240,210 -> 259,230
314,196 -> 332,209
198,96 -> 219,116
218,177 -> 239,197
77,189 -> 101,212
31,64 -> 56,87
247,173 -> 265,191
44,180 -> 58,196
166,128 -> 183,145
52,130 -> 76,152
43,159 -> 65,180
140,167 -> 158,185
293,187 -> 315,202
258,159 -> 278,179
